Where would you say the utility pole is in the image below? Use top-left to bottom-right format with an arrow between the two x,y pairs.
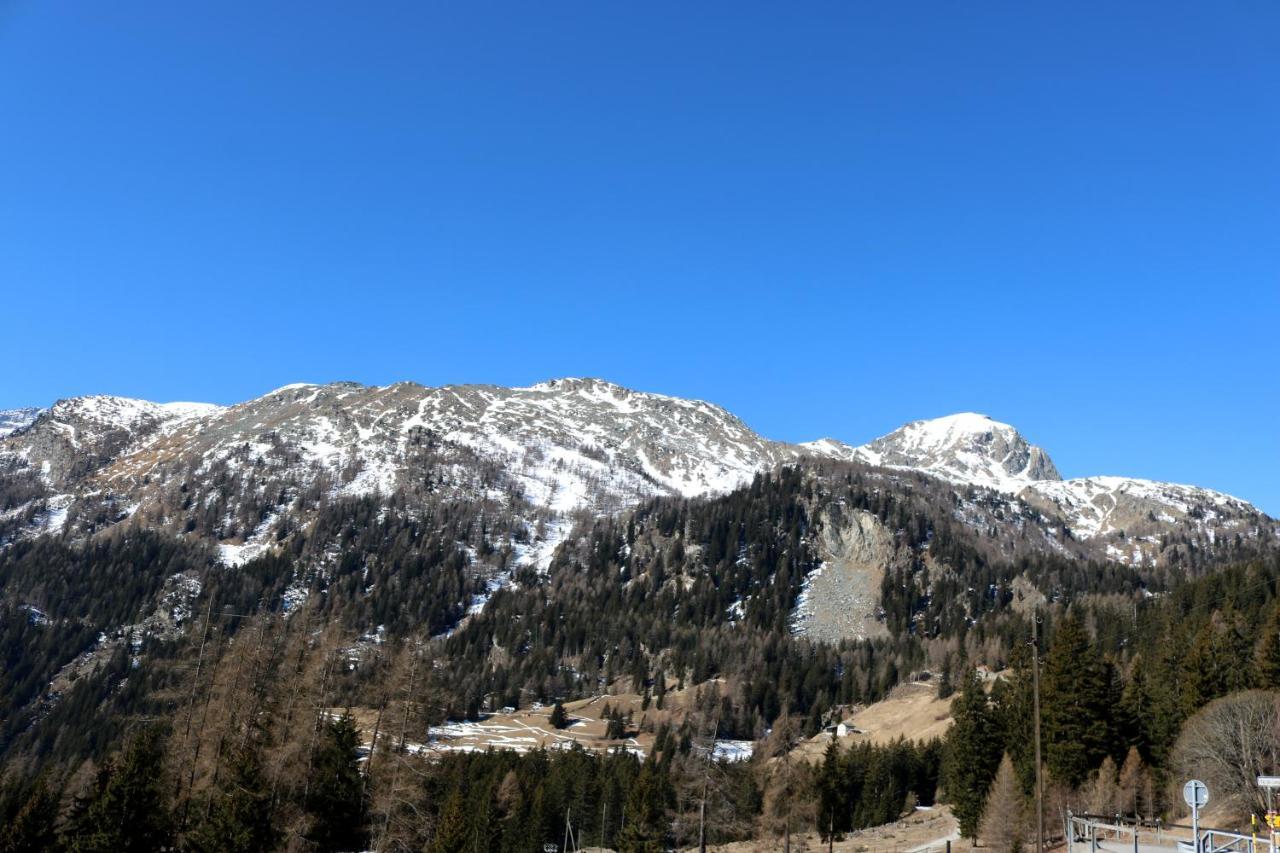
1032,610 -> 1045,853
698,708 -> 720,853
698,783 -> 707,853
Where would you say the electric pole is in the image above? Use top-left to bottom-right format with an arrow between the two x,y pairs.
1032,611 -> 1045,853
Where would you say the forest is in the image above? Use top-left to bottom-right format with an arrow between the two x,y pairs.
0,466 -> 1277,850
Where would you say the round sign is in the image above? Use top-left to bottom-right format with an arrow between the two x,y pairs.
1183,779 -> 1209,809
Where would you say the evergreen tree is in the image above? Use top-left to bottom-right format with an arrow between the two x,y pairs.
942,671 -> 1001,839
1115,655 -> 1150,757
65,727 -> 174,853
817,738 -> 845,841
305,714 -> 370,852
1041,614 -> 1113,787
466,780 -> 501,853
990,651 -> 1035,796
1140,648 -> 1186,768
431,787 -> 469,853
185,740 -> 279,853
0,776 -> 60,853
549,701 -> 568,730
618,760 -> 668,853
1255,603 -> 1280,687
605,709 -> 626,740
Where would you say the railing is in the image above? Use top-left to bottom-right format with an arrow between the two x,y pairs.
1067,811 -> 1278,853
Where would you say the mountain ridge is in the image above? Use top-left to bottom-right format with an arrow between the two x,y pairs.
1,379 -> 1271,570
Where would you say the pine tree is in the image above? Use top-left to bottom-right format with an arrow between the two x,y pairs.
466,780 -> 501,853
1041,614 -> 1112,788
618,760 -> 668,853
431,788 -> 469,853
1180,621 -> 1218,714
305,714 -> 370,852
1115,655 -> 1150,757
549,701 -> 568,730
1,776 -> 60,853
1255,603 -> 1280,687
817,738 -> 845,841
606,708 -> 626,740
185,740 -> 279,853
990,651 -> 1035,796
943,671 -> 1001,839
65,728 -> 174,853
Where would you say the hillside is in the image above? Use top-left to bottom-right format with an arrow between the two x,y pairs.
0,378 -> 1277,852
2,380 -> 1269,575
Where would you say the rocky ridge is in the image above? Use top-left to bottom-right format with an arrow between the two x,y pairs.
0,379 -> 1271,570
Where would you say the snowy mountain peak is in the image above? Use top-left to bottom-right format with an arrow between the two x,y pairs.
47,395 -> 223,429
853,411 -> 1061,491
0,407 -> 42,438
1,380 -> 1267,570
901,412 -> 1015,441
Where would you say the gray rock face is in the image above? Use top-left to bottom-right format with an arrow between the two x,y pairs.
0,379 -> 1269,570
9,396 -> 223,487
791,508 -> 893,642
851,412 -> 1061,489
0,408 -> 41,438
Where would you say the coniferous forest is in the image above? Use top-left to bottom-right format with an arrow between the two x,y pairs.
0,464 -> 1277,851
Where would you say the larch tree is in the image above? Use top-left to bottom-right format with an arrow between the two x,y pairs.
979,755 -> 1026,853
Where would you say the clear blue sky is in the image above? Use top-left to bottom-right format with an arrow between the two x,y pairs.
1,2 -> 1277,513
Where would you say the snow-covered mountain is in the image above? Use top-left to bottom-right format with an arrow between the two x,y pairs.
0,407 -> 41,438
806,411 -> 1268,563
0,379 -> 1270,567
805,412 -> 1059,492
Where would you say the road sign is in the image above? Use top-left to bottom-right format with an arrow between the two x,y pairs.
1184,779 -> 1209,809
1258,776 -> 1280,789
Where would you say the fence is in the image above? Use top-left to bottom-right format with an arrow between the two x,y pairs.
1067,811 -> 1279,853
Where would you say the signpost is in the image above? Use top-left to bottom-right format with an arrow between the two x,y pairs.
1183,780 -> 1209,853
1262,776 -> 1280,848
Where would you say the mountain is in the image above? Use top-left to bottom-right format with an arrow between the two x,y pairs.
806,412 -> 1273,567
0,379 -> 1271,570
0,407 -> 41,438
823,411 -> 1061,490
0,376 -> 1276,810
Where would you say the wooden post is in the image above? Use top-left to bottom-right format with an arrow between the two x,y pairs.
1032,611 -> 1045,853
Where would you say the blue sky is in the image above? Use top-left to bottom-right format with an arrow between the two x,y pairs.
1,2 -> 1277,512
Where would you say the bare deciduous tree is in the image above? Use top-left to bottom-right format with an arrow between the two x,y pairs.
1086,756 -> 1119,816
1116,747 -> 1151,820
1172,690 -> 1280,817
755,710 -> 815,853
980,754 -> 1027,853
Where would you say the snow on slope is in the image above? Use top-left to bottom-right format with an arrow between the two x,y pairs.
835,412 -> 1060,492
1021,476 -> 1257,540
45,395 -> 223,432
801,412 -> 1267,553
1,381 -> 1268,568
0,408 -> 41,438
0,379 -> 801,566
